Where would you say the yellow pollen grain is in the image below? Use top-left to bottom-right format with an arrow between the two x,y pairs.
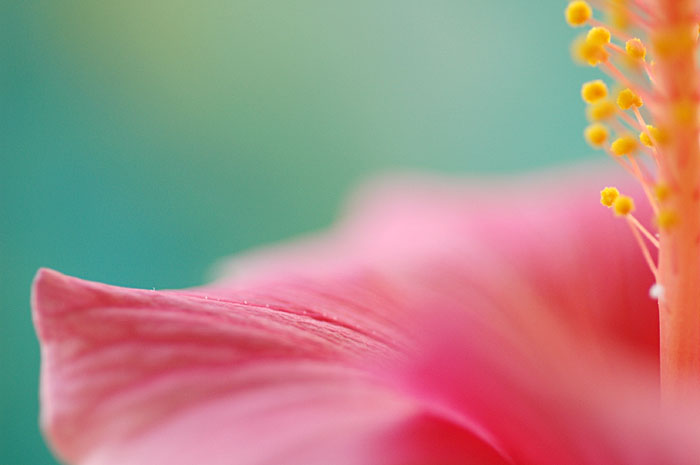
639,125 -> 665,147
611,135 -> 637,156
600,186 -> 620,207
587,99 -> 616,121
581,80 -> 608,103
617,88 -> 643,110
574,38 -> 609,66
585,123 -> 609,147
587,27 -> 611,45
656,209 -> 679,230
566,1 -> 592,27
655,183 -> 671,203
613,195 -> 635,216
625,38 -> 646,60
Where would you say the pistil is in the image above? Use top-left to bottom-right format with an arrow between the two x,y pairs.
565,0 -> 700,403
649,0 -> 700,405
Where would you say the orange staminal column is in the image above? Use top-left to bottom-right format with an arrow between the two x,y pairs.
652,0 -> 700,404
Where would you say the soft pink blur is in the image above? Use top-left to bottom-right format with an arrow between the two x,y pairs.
32,164 -> 700,465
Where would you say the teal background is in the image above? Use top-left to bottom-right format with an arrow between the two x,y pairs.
1,1 -> 597,463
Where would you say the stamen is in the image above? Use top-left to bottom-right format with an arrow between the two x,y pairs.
588,26 -> 612,45
604,146 -> 637,178
638,125 -> 664,169
642,61 -> 657,86
581,80 -> 609,103
631,112 -> 664,168
601,61 -> 649,102
604,190 -> 660,278
605,41 -> 626,55
589,17 -> 634,42
602,41 -> 657,88
639,125 -> 667,147
587,99 -> 618,121
585,123 -> 610,147
617,88 -> 643,110
628,212 -> 660,248
611,135 -> 638,156
613,194 -> 635,216
600,186 -> 620,206
627,216 -> 659,279
626,154 -> 653,183
615,108 -> 644,132
625,38 -> 647,60
577,37 -> 610,66
566,1 -> 593,27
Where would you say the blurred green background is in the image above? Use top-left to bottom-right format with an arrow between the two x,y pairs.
1,1 -> 598,463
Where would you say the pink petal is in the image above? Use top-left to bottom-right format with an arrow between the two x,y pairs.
33,268 -> 506,465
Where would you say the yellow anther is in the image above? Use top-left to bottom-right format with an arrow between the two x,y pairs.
613,195 -> 635,216
581,80 -> 608,103
656,209 -> 679,230
611,135 -> 638,156
587,27 -> 611,46
639,125 -> 666,147
566,1 -> 592,27
587,99 -> 616,121
617,88 -> 643,110
585,123 -> 609,147
655,183 -> 671,203
625,38 -> 646,60
576,39 -> 609,66
600,187 -> 620,207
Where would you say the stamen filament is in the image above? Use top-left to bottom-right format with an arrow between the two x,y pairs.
627,216 -> 659,279
604,146 -> 638,177
642,61 -> 657,86
626,154 -> 653,183
631,107 -> 647,129
606,42 -> 626,55
628,214 -> 660,248
616,109 -> 644,132
627,156 -> 660,214
601,61 -> 651,102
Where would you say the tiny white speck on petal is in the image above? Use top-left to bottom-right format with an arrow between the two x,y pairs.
649,283 -> 665,300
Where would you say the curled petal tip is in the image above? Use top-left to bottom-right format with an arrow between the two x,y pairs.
32,268 -> 123,342
32,268 -> 81,338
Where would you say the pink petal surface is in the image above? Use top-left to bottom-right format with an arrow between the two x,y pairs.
217,165 -> 659,363
34,165 -> 680,464
33,269 -> 504,465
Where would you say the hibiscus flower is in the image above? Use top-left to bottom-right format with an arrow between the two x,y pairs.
32,1 -> 700,464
